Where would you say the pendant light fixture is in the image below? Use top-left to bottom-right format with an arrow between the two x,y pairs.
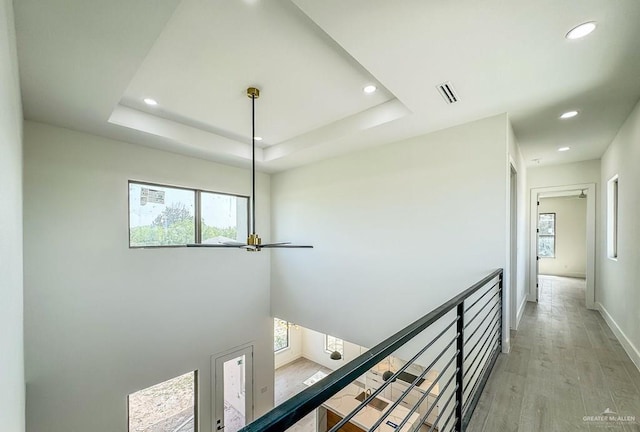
189,87 -> 313,252
578,189 -> 587,199
382,356 -> 394,381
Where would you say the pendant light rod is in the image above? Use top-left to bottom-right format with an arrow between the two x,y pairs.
186,87 -> 312,250
251,90 -> 256,235
248,87 -> 260,236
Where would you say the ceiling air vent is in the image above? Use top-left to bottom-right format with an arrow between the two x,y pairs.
437,82 -> 459,104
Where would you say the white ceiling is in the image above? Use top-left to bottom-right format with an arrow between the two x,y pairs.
14,0 -> 640,172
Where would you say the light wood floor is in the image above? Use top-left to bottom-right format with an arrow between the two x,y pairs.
467,276 -> 640,432
274,357 -> 333,432
275,357 -> 333,406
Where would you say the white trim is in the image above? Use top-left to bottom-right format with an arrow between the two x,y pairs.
529,183 -> 596,309
515,296 -> 527,330
508,163 -> 518,330
606,174 -> 619,259
539,272 -> 586,279
212,343 -> 255,429
597,302 -> 640,373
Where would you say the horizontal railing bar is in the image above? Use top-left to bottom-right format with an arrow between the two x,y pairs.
364,336 -> 459,432
463,289 -> 501,330
427,384 -> 457,432
241,269 -> 503,432
464,340 -> 498,412
463,328 -> 499,387
464,281 -> 499,312
464,310 -> 501,365
392,355 -> 458,432
439,400 -> 458,432
330,320 -> 459,432
409,371 -> 458,432
464,344 -> 498,400
463,314 -> 501,399
462,339 -> 501,428
463,330 -> 500,391
463,301 -> 500,346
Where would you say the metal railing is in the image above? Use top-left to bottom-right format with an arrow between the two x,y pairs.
242,269 -> 503,432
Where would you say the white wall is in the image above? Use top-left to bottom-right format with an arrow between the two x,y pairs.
0,1 -> 25,431
274,323 -> 303,369
538,197 -> 587,278
598,98 -> 640,370
527,159 -> 601,190
301,329 -> 365,372
274,323 -> 365,373
271,114 -> 510,351
23,122 -> 274,432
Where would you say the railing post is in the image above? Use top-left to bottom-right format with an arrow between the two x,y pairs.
499,272 -> 503,352
455,302 -> 464,432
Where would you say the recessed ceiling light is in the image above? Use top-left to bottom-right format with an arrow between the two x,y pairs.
363,85 -> 377,94
566,21 -> 597,40
254,136 -> 262,141
560,110 -> 579,119
558,147 -> 571,152
143,98 -> 158,106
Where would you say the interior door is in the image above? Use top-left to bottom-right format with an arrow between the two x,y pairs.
213,346 -> 253,432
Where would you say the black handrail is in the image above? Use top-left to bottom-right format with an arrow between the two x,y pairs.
241,268 -> 503,432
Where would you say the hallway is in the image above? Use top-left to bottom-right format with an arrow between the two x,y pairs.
467,276 -> 640,431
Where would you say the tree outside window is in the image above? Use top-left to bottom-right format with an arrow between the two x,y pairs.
274,319 -> 289,352
538,213 -> 556,258
325,335 -> 344,356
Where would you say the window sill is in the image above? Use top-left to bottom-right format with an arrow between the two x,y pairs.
275,347 -> 291,355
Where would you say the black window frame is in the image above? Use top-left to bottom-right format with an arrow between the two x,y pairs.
274,318 -> 290,353
324,335 -> 344,356
538,212 -> 556,258
607,176 -> 619,259
127,370 -> 198,432
128,180 -> 250,248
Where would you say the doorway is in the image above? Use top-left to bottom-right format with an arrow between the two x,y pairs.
213,345 -> 253,432
529,184 -> 596,309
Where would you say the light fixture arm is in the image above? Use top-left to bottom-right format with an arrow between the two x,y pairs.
250,88 -> 257,235
186,87 -> 312,251
247,87 -> 261,248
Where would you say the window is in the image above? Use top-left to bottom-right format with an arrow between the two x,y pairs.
607,175 -> 619,259
128,371 -> 197,432
129,181 -> 248,247
538,213 -> 556,258
201,190 -> 248,244
274,319 -> 289,352
325,335 -> 344,356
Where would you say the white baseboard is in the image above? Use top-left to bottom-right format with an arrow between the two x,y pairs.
515,296 -> 527,330
597,302 -> 640,373
274,352 -> 302,370
539,272 -> 586,279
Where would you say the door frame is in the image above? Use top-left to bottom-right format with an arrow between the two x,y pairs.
509,163 -> 518,331
528,183 -> 596,309
212,343 -> 254,432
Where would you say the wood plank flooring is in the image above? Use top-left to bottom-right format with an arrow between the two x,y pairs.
275,357 -> 333,406
274,357 -> 333,432
467,276 -> 640,432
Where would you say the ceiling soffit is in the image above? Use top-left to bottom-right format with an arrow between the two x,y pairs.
110,0 -> 409,163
